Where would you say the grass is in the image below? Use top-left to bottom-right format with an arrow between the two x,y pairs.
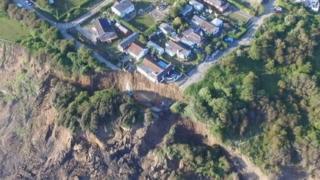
228,11 -> 252,25
38,0 -> 101,21
129,0 -> 156,32
0,11 -> 30,42
129,14 -> 156,32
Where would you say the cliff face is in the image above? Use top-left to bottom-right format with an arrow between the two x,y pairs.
0,43 -> 187,179
0,43 -> 267,179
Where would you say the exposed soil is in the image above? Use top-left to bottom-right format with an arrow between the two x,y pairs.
0,42 -> 279,179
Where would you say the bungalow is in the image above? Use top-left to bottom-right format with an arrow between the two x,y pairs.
192,15 -> 220,36
111,0 -> 136,18
126,42 -> 148,60
203,0 -> 230,13
189,0 -> 204,11
94,18 -> 118,43
118,32 -> 139,52
180,4 -> 194,17
181,28 -> 202,47
137,56 -> 173,83
165,40 -> 191,60
147,41 -> 165,55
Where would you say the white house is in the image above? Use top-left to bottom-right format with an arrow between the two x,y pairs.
165,40 -> 191,60
111,0 -> 135,18
189,0 -> 204,11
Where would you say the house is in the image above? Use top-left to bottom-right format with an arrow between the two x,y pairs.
192,15 -> 220,36
189,0 -> 204,11
203,0 -> 230,12
137,56 -> 173,83
295,0 -> 319,12
181,28 -> 202,47
111,0 -> 136,18
309,0 -> 319,11
147,41 -> 165,55
93,18 -> 118,43
180,4 -> 194,16
115,22 -> 131,36
159,23 -> 180,41
211,18 -> 223,27
126,42 -> 148,60
118,32 -> 139,51
159,23 -> 176,36
165,40 -> 191,60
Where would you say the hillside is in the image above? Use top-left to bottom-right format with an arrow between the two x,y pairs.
182,3 -> 320,178
0,42 -> 258,179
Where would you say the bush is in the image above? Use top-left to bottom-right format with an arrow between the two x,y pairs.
170,101 -> 187,113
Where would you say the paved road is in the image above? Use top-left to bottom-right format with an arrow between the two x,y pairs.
179,0 -> 275,89
54,0 -> 113,29
32,0 -> 119,70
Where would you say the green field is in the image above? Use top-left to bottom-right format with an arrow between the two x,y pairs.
0,11 -> 30,42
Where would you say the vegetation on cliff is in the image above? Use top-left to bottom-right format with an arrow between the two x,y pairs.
182,3 -> 320,175
1,1 -> 103,76
52,82 -> 144,133
154,125 -> 235,179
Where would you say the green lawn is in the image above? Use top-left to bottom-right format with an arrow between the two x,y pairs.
0,11 -> 30,42
129,14 -> 155,32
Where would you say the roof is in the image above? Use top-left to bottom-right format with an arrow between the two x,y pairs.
212,18 -> 223,27
147,41 -> 164,54
182,29 -> 202,44
115,22 -> 130,34
142,56 -> 164,75
159,23 -> 176,34
112,0 -> 134,12
95,18 -> 114,35
192,15 -> 218,34
204,0 -> 227,6
166,40 -> 190,55
127,42 -> 145,56
189,0 -> 204,10
180,4 -> 193,16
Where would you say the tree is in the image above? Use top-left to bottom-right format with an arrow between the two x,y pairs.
248,41 -> 262,60
173,17 -> 183,30
240,72 -> 257,101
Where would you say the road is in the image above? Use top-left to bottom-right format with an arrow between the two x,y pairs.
179,0 -> 275,89
31,0 -> 119,70
18,0 -> 275,83
51,0 -> 113,29
31,0 -> 113,29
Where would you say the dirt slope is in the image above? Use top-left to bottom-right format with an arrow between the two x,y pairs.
0,43 -> 270,179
